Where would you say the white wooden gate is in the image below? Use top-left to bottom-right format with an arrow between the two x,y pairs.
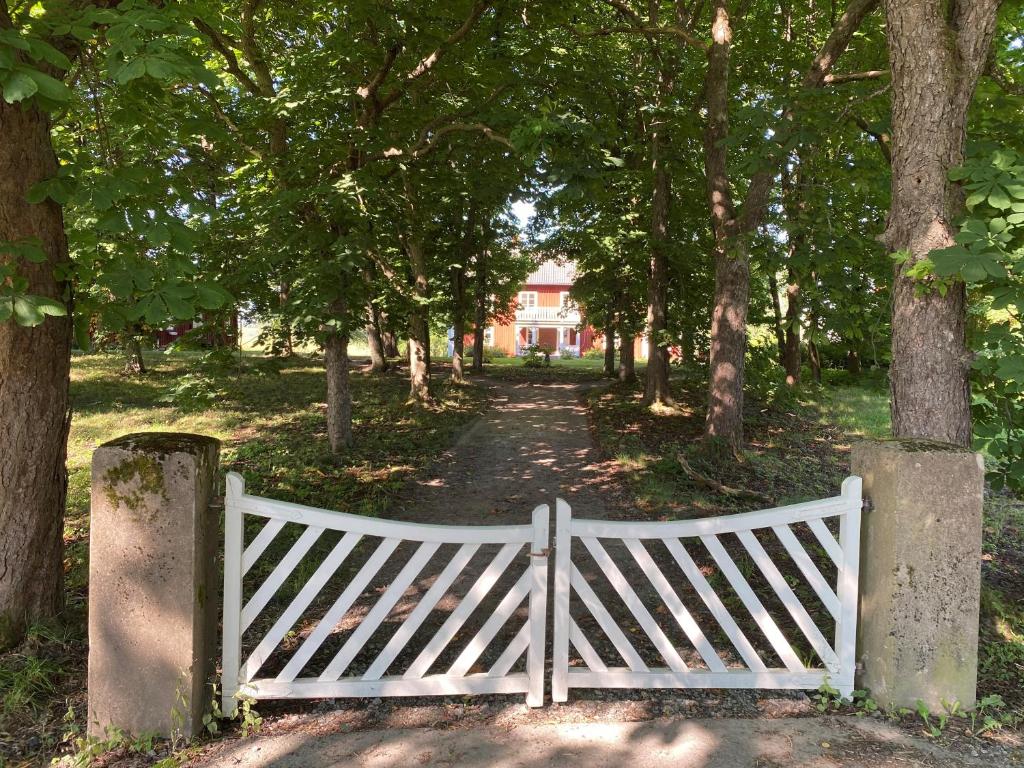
551,477 -> 862,701
221,473 -> 549,713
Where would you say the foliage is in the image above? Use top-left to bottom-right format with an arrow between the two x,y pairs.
929,147 -> 1024,492
521,344 -> 552,368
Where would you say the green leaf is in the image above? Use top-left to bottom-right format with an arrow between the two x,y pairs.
12,295 -> 67,327
988,188 -> 1012,210
196,283 -> 230,309
961,260 -> 988,283
2,70 -> 38,103
115,58 -> 147,84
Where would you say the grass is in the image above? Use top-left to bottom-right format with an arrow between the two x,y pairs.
2,350 -> 487,760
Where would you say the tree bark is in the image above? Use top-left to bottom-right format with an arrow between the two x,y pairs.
406,238 -> 432,403
471,248 -> 487,373
123,332 -> 147,376
380,319 -> 399,359
451,265 -> 466,384
705,239 -> 751,443
618,334 -> 636,381
603,310 -> 616,378
642,71 -> 674,406
365,300 -> 388,372
882,0 -> 999,447
0,99 -> 72,649
808,336 -> 822,384
767,271 -> 786,364
782,276 -> 802,385
324,311 -> 352,453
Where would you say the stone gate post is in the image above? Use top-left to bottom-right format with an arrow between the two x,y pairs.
88,433 -> 221,738
852,439 -> 985,710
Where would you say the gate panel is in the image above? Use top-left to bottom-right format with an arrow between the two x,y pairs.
222,473 -> 549,714
551,477 -> 862,701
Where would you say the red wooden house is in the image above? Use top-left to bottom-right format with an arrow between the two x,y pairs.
475,260 -> 646,358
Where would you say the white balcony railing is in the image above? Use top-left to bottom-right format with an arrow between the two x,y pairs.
514,306 -> 581,324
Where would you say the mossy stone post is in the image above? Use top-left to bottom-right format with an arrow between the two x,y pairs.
88,433 -> 221,739
852,439 -> 985,710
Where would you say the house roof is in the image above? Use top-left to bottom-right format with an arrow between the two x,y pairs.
525,259 -> 576,286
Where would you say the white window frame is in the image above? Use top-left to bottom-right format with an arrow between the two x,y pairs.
483,326 -> 495,345
524,327 -> 538,346
559,291 -> 570,309
518,291 -> 538,308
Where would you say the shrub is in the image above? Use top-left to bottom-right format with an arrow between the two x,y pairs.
522,344 -> 551,368
559,346 -> 577,359
582,347 -> 603,360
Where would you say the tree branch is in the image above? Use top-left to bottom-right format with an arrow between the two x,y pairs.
377,0 -> 492,111
192,17 -> 261,95
823,68 -> 888,84
801,0 -> 881,88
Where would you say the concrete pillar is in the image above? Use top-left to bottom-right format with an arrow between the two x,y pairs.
852,439 -> 985,710
88,432 -> 221,739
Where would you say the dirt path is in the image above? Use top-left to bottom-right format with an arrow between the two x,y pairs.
390,378 -> 628,525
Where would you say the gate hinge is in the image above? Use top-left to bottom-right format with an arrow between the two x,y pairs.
529,548 -> 550,558
862,497 -> 873,513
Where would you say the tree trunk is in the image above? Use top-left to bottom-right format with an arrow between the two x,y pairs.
768,271 -> 786,364
0,99 -> 72,649
782,276 -> 802,385
882,0 -> 999,447
847,348 -> 862,375
471,249 -> 488,373
451,267 -> 466,384
324,318 -> 352,453
603,311 -> 616,378
808,337 -> 822,384
380,322 -> 399,359
705,240 -> 751,445
618,335 -> 636,381
406,238 -> 432,403
642,75 -> 673,406
365,301 -> 388,372
123,332 -> 147,376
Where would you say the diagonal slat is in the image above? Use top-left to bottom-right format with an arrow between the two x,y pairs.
663,538 -> 766,672
277,537 -> 400,682
363,543 -> 480,680
241,526 -> 325,633
735,530 -> 839,671
772,525 -> 841,620
623,538 -> 726,673
318,541 -> 441,681
487,623 -> 530,678
242,532 -> 361,683
570,564 -> 648,672
700,534 -> 804,672
807,518 -> 843,570
569,618 -> 608,672
242,518 -> 287,576
580,537 -> 688,673
448,570 -> 530,677
403,543 -> 522,680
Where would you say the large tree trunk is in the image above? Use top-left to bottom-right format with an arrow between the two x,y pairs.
767,271 -> 786,363
705,240 -> 750,444
618,334 -> 636,381
0,100 -> 72,649
642,75 -> 674,406
603,311 -> 616,378
123,331 -> 147,376
380,320 -> 399,359
451,265 -> 467,384
406,238 -> 432,403
782,276 -> 802,385
365,300 -> 388,372
324,323 -> 352,453
882,0 -> 999,447
471,249 -> 487,374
